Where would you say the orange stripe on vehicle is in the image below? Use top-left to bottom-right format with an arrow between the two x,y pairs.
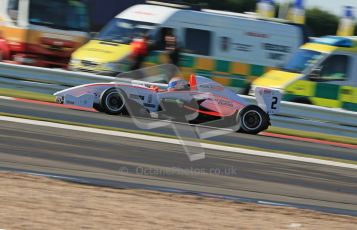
189,74 -> 197,90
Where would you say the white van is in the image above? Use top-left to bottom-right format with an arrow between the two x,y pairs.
70,2 -> 308,93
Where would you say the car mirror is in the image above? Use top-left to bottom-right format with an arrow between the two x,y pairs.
308,68 -> 322,81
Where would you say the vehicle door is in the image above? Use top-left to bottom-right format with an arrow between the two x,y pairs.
309,53 -> 356,109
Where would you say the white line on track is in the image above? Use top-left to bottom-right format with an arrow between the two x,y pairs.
0,96 -> 15,100
258,201 -> 289,207
0,115 -> 356,170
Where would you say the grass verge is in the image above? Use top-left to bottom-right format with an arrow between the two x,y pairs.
267,127 -> 357,146
0,88 -> 55,102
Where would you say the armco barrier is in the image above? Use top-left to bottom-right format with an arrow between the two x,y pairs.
0,62 -> 116,92
0,62 -> 356,138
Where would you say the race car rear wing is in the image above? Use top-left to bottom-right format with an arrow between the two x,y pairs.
255,87 -> 282,115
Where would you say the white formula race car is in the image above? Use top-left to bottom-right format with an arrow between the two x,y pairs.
54,66 -> 281,134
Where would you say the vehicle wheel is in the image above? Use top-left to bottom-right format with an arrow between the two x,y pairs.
93,103 -> 105,113
237,105 -> 269,134
100,88 -> 127,115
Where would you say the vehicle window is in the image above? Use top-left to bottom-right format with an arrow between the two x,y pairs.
319,55 -> 350,81
283,49 -> 323,73
154,27 -> 175,50
184,28 -> 211,56
96,18 -> 156,44
7,0 -> 19,22
29,0 -> 90,32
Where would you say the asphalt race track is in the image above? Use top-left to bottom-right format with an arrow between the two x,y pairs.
0,98 -> 357,215
1,98 -> 357,161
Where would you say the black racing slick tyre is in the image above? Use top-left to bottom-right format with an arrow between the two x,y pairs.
237,105 -> 269,135
100,88 -> 128,115
93,103 -> 105,113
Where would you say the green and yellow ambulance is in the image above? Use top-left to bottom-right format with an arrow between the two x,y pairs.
251,36 -> 357,112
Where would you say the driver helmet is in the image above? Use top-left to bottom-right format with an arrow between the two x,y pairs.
168,77 -> 189,91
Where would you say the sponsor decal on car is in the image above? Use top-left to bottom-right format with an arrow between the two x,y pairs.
129,94 -> 145,100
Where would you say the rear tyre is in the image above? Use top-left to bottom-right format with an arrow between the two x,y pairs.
237,105 -> 269,134
100,88 -> 127,115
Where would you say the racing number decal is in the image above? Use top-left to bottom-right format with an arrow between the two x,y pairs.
255,87 -> 281,114
271,96 -> 278,110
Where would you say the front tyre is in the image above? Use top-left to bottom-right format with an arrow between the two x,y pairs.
93,103 -> 105,113
238,105 -> 269,134
100,88 -> 127,115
